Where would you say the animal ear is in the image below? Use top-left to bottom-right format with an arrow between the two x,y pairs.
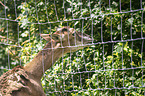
57,27 -> 69,32
40,34 -> 51,41
69,28 -> 74,32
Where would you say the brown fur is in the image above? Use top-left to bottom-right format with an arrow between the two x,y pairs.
0,27 -> 91,96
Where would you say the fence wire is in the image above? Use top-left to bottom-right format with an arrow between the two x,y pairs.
0,0 -> 145,95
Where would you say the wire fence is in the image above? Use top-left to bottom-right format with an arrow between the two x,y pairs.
0,0 -> 145,95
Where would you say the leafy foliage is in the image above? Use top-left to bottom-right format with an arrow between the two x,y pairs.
0,0 -> 145,95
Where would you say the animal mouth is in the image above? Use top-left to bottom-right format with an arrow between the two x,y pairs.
76,32 -> 93,44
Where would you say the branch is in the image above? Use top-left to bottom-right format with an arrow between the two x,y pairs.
0,1 -> 8,9
0,1 -> 6,7
0,35 -> 16,42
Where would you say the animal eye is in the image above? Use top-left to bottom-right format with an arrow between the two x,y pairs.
54,36 -> 59,40
62,28 -> 68,32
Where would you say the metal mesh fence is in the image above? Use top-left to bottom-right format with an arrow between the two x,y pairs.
0,0 -> 145,95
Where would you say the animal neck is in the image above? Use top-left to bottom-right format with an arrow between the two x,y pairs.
24,41 -> 67,80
